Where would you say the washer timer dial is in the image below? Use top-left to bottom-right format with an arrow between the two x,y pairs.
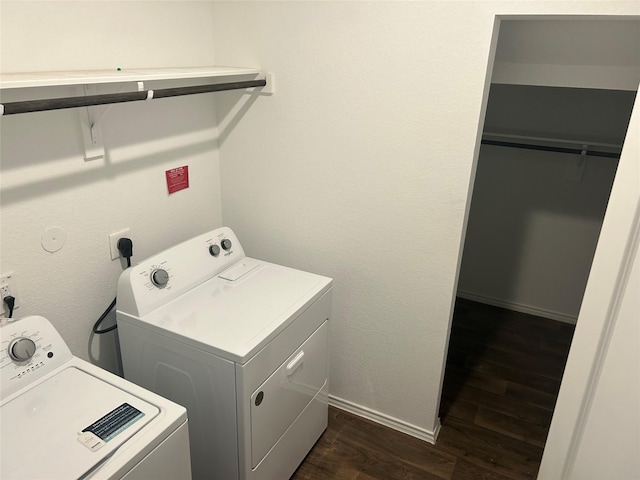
150,268 -> 170,288
8,337 -> 37,362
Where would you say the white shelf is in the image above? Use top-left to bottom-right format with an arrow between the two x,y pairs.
0,66 -> 261,90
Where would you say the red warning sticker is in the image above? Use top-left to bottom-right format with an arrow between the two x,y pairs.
166,165 -> 189,194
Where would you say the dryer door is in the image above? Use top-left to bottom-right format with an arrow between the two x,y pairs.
249,321 -> 328,468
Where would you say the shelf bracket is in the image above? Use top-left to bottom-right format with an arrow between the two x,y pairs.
78,82 -> 144,161
78,84 -> 105,161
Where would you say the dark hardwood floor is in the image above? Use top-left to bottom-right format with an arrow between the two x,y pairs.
292,298 -> 575,480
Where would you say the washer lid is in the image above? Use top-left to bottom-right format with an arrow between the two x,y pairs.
1,366 -> 159,480
136,259 -> 332,363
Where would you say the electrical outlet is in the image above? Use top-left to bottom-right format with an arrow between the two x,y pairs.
1,271 -> 19,316
109,228 -> 130,260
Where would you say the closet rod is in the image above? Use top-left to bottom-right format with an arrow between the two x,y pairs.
0,79 -> 267,115
481,139 -> 620,159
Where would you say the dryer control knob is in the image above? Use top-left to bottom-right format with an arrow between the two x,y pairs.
209,245 -> 221,257
151,268 -> 170,287
8,337 -> 37,362
221,239 -> 232,251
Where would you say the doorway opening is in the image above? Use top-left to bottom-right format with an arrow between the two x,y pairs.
440,17 -> 639,479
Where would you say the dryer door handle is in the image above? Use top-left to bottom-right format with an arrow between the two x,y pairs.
286,351 -> 305,376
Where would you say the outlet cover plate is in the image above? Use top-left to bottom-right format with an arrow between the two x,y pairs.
109,229 -> 130,260
0,271 -> 19,315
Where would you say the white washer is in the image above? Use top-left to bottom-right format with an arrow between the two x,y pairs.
0,315 -> 192,480
116,226 -> 332,480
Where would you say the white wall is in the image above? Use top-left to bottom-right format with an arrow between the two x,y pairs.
0,1 -> 223,374
210,1 -> 640,438
212,1 -> 493,439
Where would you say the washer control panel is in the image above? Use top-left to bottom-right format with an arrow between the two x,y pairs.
1,315 -> 73,400
117,226 -> 246,317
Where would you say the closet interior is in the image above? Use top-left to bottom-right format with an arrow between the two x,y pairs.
441,17 -> 639,466
458,84 -> 636,324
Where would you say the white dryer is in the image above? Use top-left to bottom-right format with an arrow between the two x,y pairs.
0,315 -> 192,480
116,226 -> 332,480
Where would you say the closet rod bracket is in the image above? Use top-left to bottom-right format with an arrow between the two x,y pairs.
262,72 -> 275,95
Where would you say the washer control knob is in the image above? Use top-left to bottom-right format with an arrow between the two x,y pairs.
221,239 -> 232,251
209,245 -> 221,257
8,337 -> 37,362
150,268 -> 169,287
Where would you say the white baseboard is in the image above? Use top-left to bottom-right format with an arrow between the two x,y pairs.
457,290 -> 577,325
328,395 -> 440,444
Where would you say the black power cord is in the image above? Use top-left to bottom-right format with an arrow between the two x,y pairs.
118,238 -> 133,268
3,295 -> 16,319
93,298 -> 117,334
93,237 -> 133,334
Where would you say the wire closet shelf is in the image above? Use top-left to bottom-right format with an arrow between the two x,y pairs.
0,79 -> 266,115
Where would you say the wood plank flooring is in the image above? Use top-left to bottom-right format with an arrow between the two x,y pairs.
292,298 -> 575,480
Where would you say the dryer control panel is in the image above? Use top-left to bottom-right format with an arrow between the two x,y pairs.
117,226 -> 246,317
0,315 -> 73,401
